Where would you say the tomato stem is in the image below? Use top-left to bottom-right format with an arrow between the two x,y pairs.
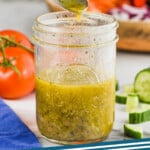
0,35 -> 34,53
0,44 -> 21,77
0,35 -> 33,77
0,45 -> 8,64
10,63 -> 21,77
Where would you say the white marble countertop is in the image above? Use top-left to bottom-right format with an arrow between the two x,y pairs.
1,0 -> 150,148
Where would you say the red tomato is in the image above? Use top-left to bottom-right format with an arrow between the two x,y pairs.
0,29 -> 33,49
0,47 -> 35,99
88,0 -> 131,13
133,0 -> 146,7
88,0 -> 119,13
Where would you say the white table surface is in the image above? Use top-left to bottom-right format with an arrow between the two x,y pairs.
1,0 -> 150,148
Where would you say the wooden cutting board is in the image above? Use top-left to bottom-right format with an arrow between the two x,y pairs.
45,0 -> 150,52
117,20 -> 150,52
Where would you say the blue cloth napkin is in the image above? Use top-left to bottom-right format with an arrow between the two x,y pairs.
0,99 -> 41,150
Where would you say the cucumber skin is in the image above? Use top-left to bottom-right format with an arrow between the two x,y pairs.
124,124 -> 142,139
134,68 -> 150,103
129,110 -> 150,124
116,80 -> 119,91
116,95 -> 127,104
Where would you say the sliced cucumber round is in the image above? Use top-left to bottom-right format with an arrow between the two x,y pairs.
129,109 -> 150,124
124,124 -> 143,139
116,93 -> 127,104
126,94 -> 139,112
134,68 -> 150,103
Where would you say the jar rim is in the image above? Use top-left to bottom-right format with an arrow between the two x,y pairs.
34,11 -> 118,34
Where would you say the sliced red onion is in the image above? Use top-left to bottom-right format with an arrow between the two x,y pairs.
109,4 -> 150,22
122,4 -> 147,14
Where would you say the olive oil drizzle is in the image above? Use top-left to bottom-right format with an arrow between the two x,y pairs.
58,0 -> 88,21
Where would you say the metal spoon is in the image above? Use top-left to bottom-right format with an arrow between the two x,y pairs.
54,0 -> 88,13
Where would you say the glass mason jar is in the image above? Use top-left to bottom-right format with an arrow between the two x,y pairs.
33,11 -> 118,145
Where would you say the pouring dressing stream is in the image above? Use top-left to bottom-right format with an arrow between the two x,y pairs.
53,0 -> 88,20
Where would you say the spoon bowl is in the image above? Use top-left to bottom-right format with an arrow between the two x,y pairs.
45,0 -> 87,13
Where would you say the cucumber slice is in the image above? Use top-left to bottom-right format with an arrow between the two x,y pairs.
124,124 -> 143,139
126,94 -> 139,112
116,80 -> 119,91
134,68 -> 150,103
124,84 -> 135,94
116,93 -> 138,105
129,109 -> 150,124
116,93 -> 127,104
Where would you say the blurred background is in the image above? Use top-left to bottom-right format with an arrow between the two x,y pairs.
0,0 -> 48,38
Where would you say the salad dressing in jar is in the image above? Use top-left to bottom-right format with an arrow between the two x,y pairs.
33,11 -> 118,144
